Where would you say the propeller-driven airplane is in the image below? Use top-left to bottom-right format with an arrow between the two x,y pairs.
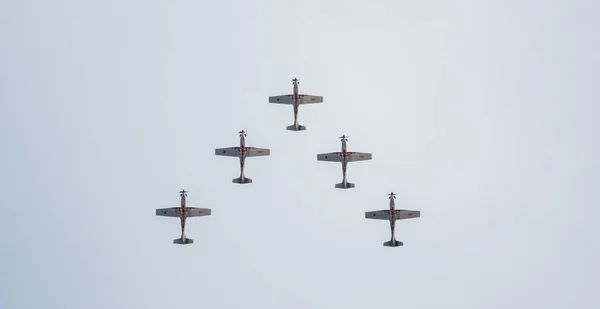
215,130 -> 270,184
316,135 -> 372,189
155,190 -> 211,245
365,192 -> 420,247
268,78 -> 323,131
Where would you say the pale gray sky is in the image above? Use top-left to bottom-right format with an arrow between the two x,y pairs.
1,1 -> 599,308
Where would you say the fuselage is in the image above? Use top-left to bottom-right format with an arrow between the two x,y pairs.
240,133 -> 246,149
388,195 -> 397,243
180,191 -> 188,240
293,79 -> 299,96
238,133 -> 247,180
340,137 -> 349,184
291,80 -> 300,127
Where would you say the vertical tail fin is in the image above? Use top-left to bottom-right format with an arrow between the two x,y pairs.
232,177 -> 252,184
173,238 -> 194,245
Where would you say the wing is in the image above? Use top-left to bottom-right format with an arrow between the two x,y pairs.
186,207 -> 212,217
365,210 -> 391,220
347,152 -> 372,162
364,210 -> 421,220
269,95 -> 294,104
299,95 -> 323,104
245,147 -> 270,157
395,209 -> 420,220
317,152 -> 343,162
215,147 -> 241,157
156,207 -> 181,217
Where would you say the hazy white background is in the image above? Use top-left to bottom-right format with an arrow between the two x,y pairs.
1,0 -> 599,308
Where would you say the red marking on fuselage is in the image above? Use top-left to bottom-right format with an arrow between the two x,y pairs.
387,209 -> 404,218
286,94 -> 310,101
335,151 -> 356,159
234,146 -> 253,156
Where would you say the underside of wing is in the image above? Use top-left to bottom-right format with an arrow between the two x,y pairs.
245,147 -> 270,157
317,152 -> 343,162
215,147 -> 241,157
395,210 -> 421,220
365,210 -> 391,220
299,95 -> 323,104
186,207 -> 212,217
156,207 -> 181,217
269,95 -> 293,104
348,152 -> 372,162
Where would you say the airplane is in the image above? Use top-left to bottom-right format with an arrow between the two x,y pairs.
268,78 -> 323,131
155,190 -> 211,245
365,192 -> 420,247
316,135 -> 372,189
215,130 -> 270,184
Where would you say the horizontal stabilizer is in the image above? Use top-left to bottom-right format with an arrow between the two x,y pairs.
383,240 -> 403,247
286,124 -> 306,131
173,238 -> 194,245
232,177 -> 252,184
335,182 -> 355,189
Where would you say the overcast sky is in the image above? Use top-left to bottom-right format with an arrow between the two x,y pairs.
1,1 -> 599,308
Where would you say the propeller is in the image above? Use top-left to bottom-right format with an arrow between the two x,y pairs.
338,135 -> 349,141
238,130 -> 247,136
291,78 -> 299,84
179,189 -> 188,196
386,192 -> 397,199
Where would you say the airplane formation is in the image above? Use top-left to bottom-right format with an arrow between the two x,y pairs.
156,78 -> 421,247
